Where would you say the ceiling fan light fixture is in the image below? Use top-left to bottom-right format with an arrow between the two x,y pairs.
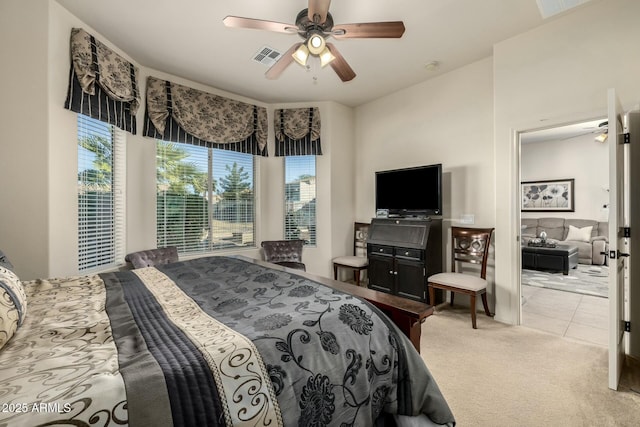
319,47 -> 335,67
292,43 -> 310,66
595,133 -> 608,143
307,32 -> 326,55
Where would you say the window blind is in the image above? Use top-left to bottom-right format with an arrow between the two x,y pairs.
285,156 -> 316,245
156,142 -> 209,253
77,115 -> 126,271
212,150 -> 255,249
156,142 -> 255,254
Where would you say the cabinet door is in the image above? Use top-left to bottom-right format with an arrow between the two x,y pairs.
396,258 -> 426,302
368,255 -> 395,294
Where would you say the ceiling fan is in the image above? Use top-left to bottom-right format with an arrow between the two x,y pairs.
223,0 -> 405,82
594,121 -> 608,143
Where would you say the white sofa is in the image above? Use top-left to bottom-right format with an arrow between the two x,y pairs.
521,217 -> 609,265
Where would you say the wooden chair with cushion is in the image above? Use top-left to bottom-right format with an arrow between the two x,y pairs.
261,239 -> 306,271
332,222 -> 369,287
427,227 -> 495,329
125,246 -> 179,269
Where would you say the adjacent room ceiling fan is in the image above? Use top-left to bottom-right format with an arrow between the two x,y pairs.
594,121 -> 608,143
223,0 -> 405,82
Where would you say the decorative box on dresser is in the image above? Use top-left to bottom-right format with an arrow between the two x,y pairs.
366,217 -> 443,304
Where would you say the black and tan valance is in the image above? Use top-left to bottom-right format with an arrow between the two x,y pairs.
274,108 -> 322,156
143,76 -> 268,156
64,28 -> 140,134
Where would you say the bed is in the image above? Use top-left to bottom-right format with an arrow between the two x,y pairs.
0,253 -> 455,426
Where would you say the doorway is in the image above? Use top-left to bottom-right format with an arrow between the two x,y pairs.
518,118 -> 609,347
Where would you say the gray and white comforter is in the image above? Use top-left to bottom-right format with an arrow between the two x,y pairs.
0,256 -> 455,426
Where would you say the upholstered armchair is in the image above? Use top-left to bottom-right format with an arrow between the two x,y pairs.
261,240 -> 306,271
125,246 -> 179,269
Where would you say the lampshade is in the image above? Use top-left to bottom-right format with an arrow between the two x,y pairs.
308,34 -> 325,55
292,43 -> 310,66
293,33 -> 335,68
595,133 -> 608,143
319,47 -> 335,67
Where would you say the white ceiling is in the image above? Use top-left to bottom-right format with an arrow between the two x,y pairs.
54,0 -> 594,107
521,118 -> 608,144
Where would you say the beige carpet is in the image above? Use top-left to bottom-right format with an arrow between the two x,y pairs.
420,307 -> 640,427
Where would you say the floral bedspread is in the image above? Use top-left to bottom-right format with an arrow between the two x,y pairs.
0,256 -> 454,426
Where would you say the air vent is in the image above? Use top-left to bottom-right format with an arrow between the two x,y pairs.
252,46 -> 282,67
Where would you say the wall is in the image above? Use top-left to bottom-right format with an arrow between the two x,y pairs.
354,57 -> 496,310
521,131 -> 609,222
0,0 -> 50,280
262,101 -> 356,277
327,103 -> 357,277
494,0 -> 640,323
1,0 -> 355,280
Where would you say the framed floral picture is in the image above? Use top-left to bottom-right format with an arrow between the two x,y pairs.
521,178 -> 575,212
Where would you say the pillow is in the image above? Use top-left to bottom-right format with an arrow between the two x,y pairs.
0,249 -> 14,272
0,266 -> 27,350
565,225 -> 593,243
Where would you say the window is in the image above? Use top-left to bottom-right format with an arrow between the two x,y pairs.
285,156 -> 316,245
77,115 -> 126,271
156,142 -> 255,254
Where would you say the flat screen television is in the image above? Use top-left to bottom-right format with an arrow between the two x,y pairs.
375,164 -> 442,217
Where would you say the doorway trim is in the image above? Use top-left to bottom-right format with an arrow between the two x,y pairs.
510,111 -> 609,326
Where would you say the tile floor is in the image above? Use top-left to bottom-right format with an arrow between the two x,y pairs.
521,283 -> 609,347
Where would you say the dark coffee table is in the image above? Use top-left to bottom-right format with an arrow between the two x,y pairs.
521,244 -> 579,275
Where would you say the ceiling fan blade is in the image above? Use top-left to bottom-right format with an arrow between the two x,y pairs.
326,43 -> 356,82
223,16 -> 297,34
265,43 -> 302,80
332,21 -> 405,38
308,0 -> 331,24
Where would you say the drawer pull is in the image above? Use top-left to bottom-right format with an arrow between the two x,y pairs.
405,251 -> 410,256
379,248 -> 384,252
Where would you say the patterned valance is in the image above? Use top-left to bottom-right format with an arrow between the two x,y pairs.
64,28 -> 140,134
274,108 -> 322,156
144,76 -> 268,156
